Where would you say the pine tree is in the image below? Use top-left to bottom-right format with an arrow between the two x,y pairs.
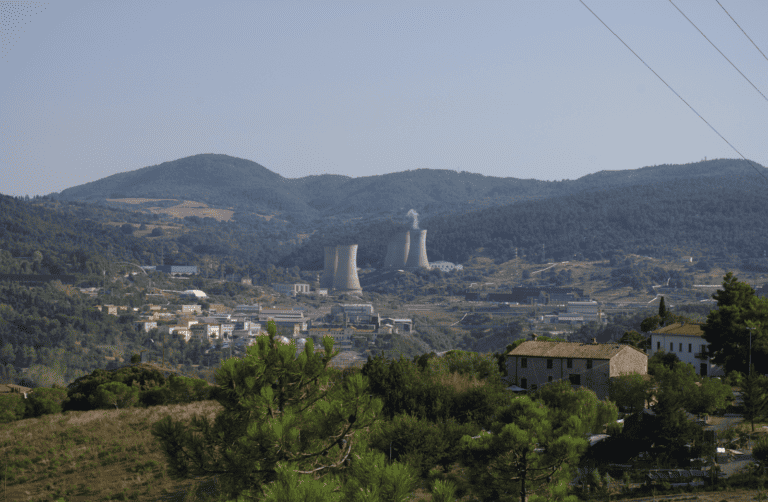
737,367 -> 768,432
658,296 -> 667,326
151,321 -> 418,500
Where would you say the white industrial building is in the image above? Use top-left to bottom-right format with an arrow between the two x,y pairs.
567,301 -> 603,323
429,261 -> 463,272
273,283 -> 310,296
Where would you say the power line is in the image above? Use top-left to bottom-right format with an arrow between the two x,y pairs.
669,0 -> 768,105
577,0 -> 768,185
715,0 -> 768,65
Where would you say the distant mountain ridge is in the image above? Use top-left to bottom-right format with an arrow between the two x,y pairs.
53,154 -> 767,221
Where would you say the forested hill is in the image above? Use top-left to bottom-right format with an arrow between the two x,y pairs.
425,171 -> 768,264
283,169 -> 768,269
0,194 -> 161,276
53,154 -> 766,221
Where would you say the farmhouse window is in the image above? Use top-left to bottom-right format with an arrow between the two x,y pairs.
547,359 -> 553,369
586,359 -> 592,369
521,357 -> 527,368
567,358 -> 573,368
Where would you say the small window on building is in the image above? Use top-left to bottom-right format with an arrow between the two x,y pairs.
521,357 -> 527,368
569,374 -> 581,385
521,378 -> 528,389
586,359 -> 592,369
657,341 -> 661,350
679,343 -> 683,352
670,342 -> 674,351
547,359 -> 553,369
548,376 -> 553,382
689,343 -> 692,353
567,358 -> 573,369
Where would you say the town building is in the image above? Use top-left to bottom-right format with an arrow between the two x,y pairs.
167,326 -> 192,342
505,336 -> 647,399
190,323 -> 221,341
180,304 -> 202,315
135,321 -> 158,333
379,317 -> 413,333
648,322 -> 724,377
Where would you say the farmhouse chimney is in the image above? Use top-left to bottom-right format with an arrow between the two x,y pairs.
591,337 -> 598,344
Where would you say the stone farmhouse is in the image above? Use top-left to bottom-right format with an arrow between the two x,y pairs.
506,335 -> 647,399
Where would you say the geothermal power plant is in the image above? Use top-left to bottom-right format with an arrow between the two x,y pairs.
319,211 -> 429,293
321,245 -> 362,292
383,210 -> 430,270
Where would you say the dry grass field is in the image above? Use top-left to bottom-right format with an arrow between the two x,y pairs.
106,198 -> 235,222
0,400 -> 224,501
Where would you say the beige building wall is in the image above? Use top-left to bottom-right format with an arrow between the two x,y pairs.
506,355 -> 613,399
609,347 -> 648,377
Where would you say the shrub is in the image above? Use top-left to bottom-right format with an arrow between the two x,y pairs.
0,394 -> 26,423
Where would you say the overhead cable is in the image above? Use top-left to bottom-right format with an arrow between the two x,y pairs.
715,0 -> 768,65
669,0 -> 768,105
577,0 -> 768,184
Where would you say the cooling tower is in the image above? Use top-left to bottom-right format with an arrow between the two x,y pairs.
404,230 -> 429,269
383,241 -> 396,268
332,244 -> 362,292
384,231 -> 410,268
320,246 -> 338,289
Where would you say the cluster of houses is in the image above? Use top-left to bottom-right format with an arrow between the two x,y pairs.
96,302 -> 413,359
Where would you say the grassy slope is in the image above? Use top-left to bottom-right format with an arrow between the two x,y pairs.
0,400 -> 223,502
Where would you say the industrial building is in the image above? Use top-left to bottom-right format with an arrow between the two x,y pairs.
153,265 -> 198,275
429,261 -> 463,272
273,283 -> 311,296
566,301 -> 602,323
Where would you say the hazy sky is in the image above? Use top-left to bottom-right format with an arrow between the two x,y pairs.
2,0 -> 767,197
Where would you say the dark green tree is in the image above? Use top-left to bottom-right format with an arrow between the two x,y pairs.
459,383 -> 613,502
610,373 -> 652,413
658,296 -> 667,325
702,273 -> 768,375
151,322 -> 418,500
93,381 -> 140,409
618,330 -> 649,351
735,367 -> 768,432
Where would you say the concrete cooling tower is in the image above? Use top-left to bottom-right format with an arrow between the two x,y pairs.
332,244 -> 362,292
383,231 -> 410,269
404,230 -> 429,269
320,246 -> 338,289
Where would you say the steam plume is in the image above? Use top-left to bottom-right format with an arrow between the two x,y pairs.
406,209 -> 419,230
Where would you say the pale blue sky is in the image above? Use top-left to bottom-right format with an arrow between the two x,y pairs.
1,0 -> 767,197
